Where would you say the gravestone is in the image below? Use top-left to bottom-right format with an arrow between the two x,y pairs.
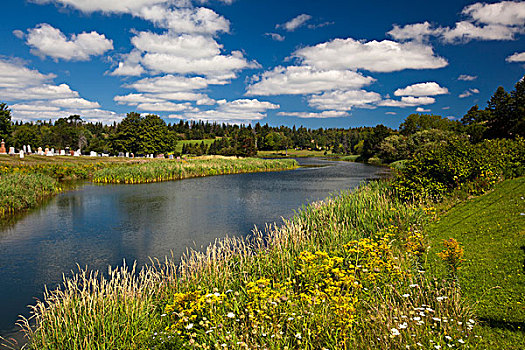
23,145 -> 27,153
9,147 -> 15,155
37,147 -> 43,155
51,148 -> 55,155
125,152 -> 129,158
27,145 -> 32,154
19,150 -> 24,159
90,151 -> 97,157
60,150 -> 66,156
0,140 -> 6,154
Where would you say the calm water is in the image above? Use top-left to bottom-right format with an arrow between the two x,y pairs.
0,158 -> 387,338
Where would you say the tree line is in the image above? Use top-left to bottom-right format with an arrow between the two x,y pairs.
0,75 -> 523,160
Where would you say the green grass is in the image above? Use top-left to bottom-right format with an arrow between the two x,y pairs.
175,138 -> 219,153
427,177 -> 525,349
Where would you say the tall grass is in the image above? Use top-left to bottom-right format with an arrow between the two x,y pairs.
16,181 -> 476,349
0,173 -> 60,218
91,156 -> 298,184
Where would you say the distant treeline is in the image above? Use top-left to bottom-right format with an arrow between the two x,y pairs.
0,75 -> 523,160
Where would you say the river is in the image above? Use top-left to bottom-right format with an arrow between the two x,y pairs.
0,158 -> 387,341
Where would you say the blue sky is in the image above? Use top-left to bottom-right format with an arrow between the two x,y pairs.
1,0 -> 524,128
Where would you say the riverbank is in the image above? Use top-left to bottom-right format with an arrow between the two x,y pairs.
2,179 -> 460,349
0,156 -> 297,220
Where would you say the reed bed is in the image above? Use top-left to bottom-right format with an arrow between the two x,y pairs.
15,181 -> 477,350
91,157 -> 298,184
0,173 -> 60,218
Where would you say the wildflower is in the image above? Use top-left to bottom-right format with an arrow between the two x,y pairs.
445,336 -> 452,341
434,345 -> 441,349
468,319 -> 475,324
226,312 -> 235,318
295,333 -> 302,339
402,293 -> 410,298
399,322 -> 408,329
436,296 -> 447,302
432,317 -> 441,322
409,284 -> 419,288
391,328 -> 400,336
413,317 -> 421,321
458,339 -> 465,344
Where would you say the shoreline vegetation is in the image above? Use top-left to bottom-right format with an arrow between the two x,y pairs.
1,136 -> 522,349
0,156 -> 297,220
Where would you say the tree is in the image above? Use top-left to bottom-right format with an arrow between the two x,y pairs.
0,103 -> 13,142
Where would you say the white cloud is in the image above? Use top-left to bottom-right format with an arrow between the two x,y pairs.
0,59 -> 55,88
459,88 -> 480,98
441,21 -> 520,42
385,112 -> 397,115
25,23 -> 113,61
1,84 -> 79,101
265,33 -> 285,41
388,1 -> 525,43
307,90 -> 381,111
277,110 -> 349,119
458,74 -> 477,81
378,96 -> 436,107
34,1 -> 230,35
388,22 -> 443,41
294,38 -> 448,72
137,101 -> 197,112
31,0 -> 170,13
139,6 -> 230,34
463,1 -> 525,26
113,31 -> 257,77
277,14 -> 312,31
506,51 -> 525,62
182,98 -> 279,123
126,74 -> 227,93
115,92 -> 212,105
50,98 -> 100,109
110,50 -> 145,76
246,66 -> 375,96
394,82 -> 449,97
416,107 -> 431,112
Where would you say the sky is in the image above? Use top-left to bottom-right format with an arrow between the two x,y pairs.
0,0 -> 524,129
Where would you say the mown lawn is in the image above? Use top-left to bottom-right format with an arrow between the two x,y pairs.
175,138 -> 219,153
427,177 -> 525,349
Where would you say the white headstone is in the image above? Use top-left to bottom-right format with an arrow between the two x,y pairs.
9,147 -> 15,155
74,151 -> 80,157
23,145 -> 27,153
27,145 -> 32,154
19,150 -> 24,159
60,150 -> 66,156
51,148 -> 55,155
125,152 -> 129,158
90,151 -> 97,157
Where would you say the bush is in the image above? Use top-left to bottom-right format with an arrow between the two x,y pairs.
392,137 -> 524,201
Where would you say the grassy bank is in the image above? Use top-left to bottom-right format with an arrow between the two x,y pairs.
12,180 -> 478,350
0,156 -> 297,218
427,177 -> 525,349
91,156 -> 297,184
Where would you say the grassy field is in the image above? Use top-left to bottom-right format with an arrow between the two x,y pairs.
175,139 -> 219,153
427,177 -> 525,349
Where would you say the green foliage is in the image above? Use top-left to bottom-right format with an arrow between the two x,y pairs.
392,138 -> 525,201
0,103 -> 12,142
399,114 -> 460,136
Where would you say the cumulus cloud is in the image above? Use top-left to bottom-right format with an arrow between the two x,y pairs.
182,98 -> 280,123
126,74 -> 227,94
388,1 -> 525,43
265,33 -> 285,41
24,23 -> 113,61
136,101 -> 198,112
307,90 -> 381,111
115,92 -> 213,105
277,14 -> 312,31
416,107 -> 431,112
458,74 -> 477,81
0,59 -> 55,88
394,82 -> 449,97
112,31 -> 257,77
294,38 -> 448,72
0,58 -> 116,123
246,66 -> 375,96
506,51 -> 525,62
277,110 -> 349,119
33,1 -> 230,35
378,96 -> 436,107
459,88 -> 480,98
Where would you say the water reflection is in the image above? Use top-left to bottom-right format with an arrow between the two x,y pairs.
0,158 -> 387,338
